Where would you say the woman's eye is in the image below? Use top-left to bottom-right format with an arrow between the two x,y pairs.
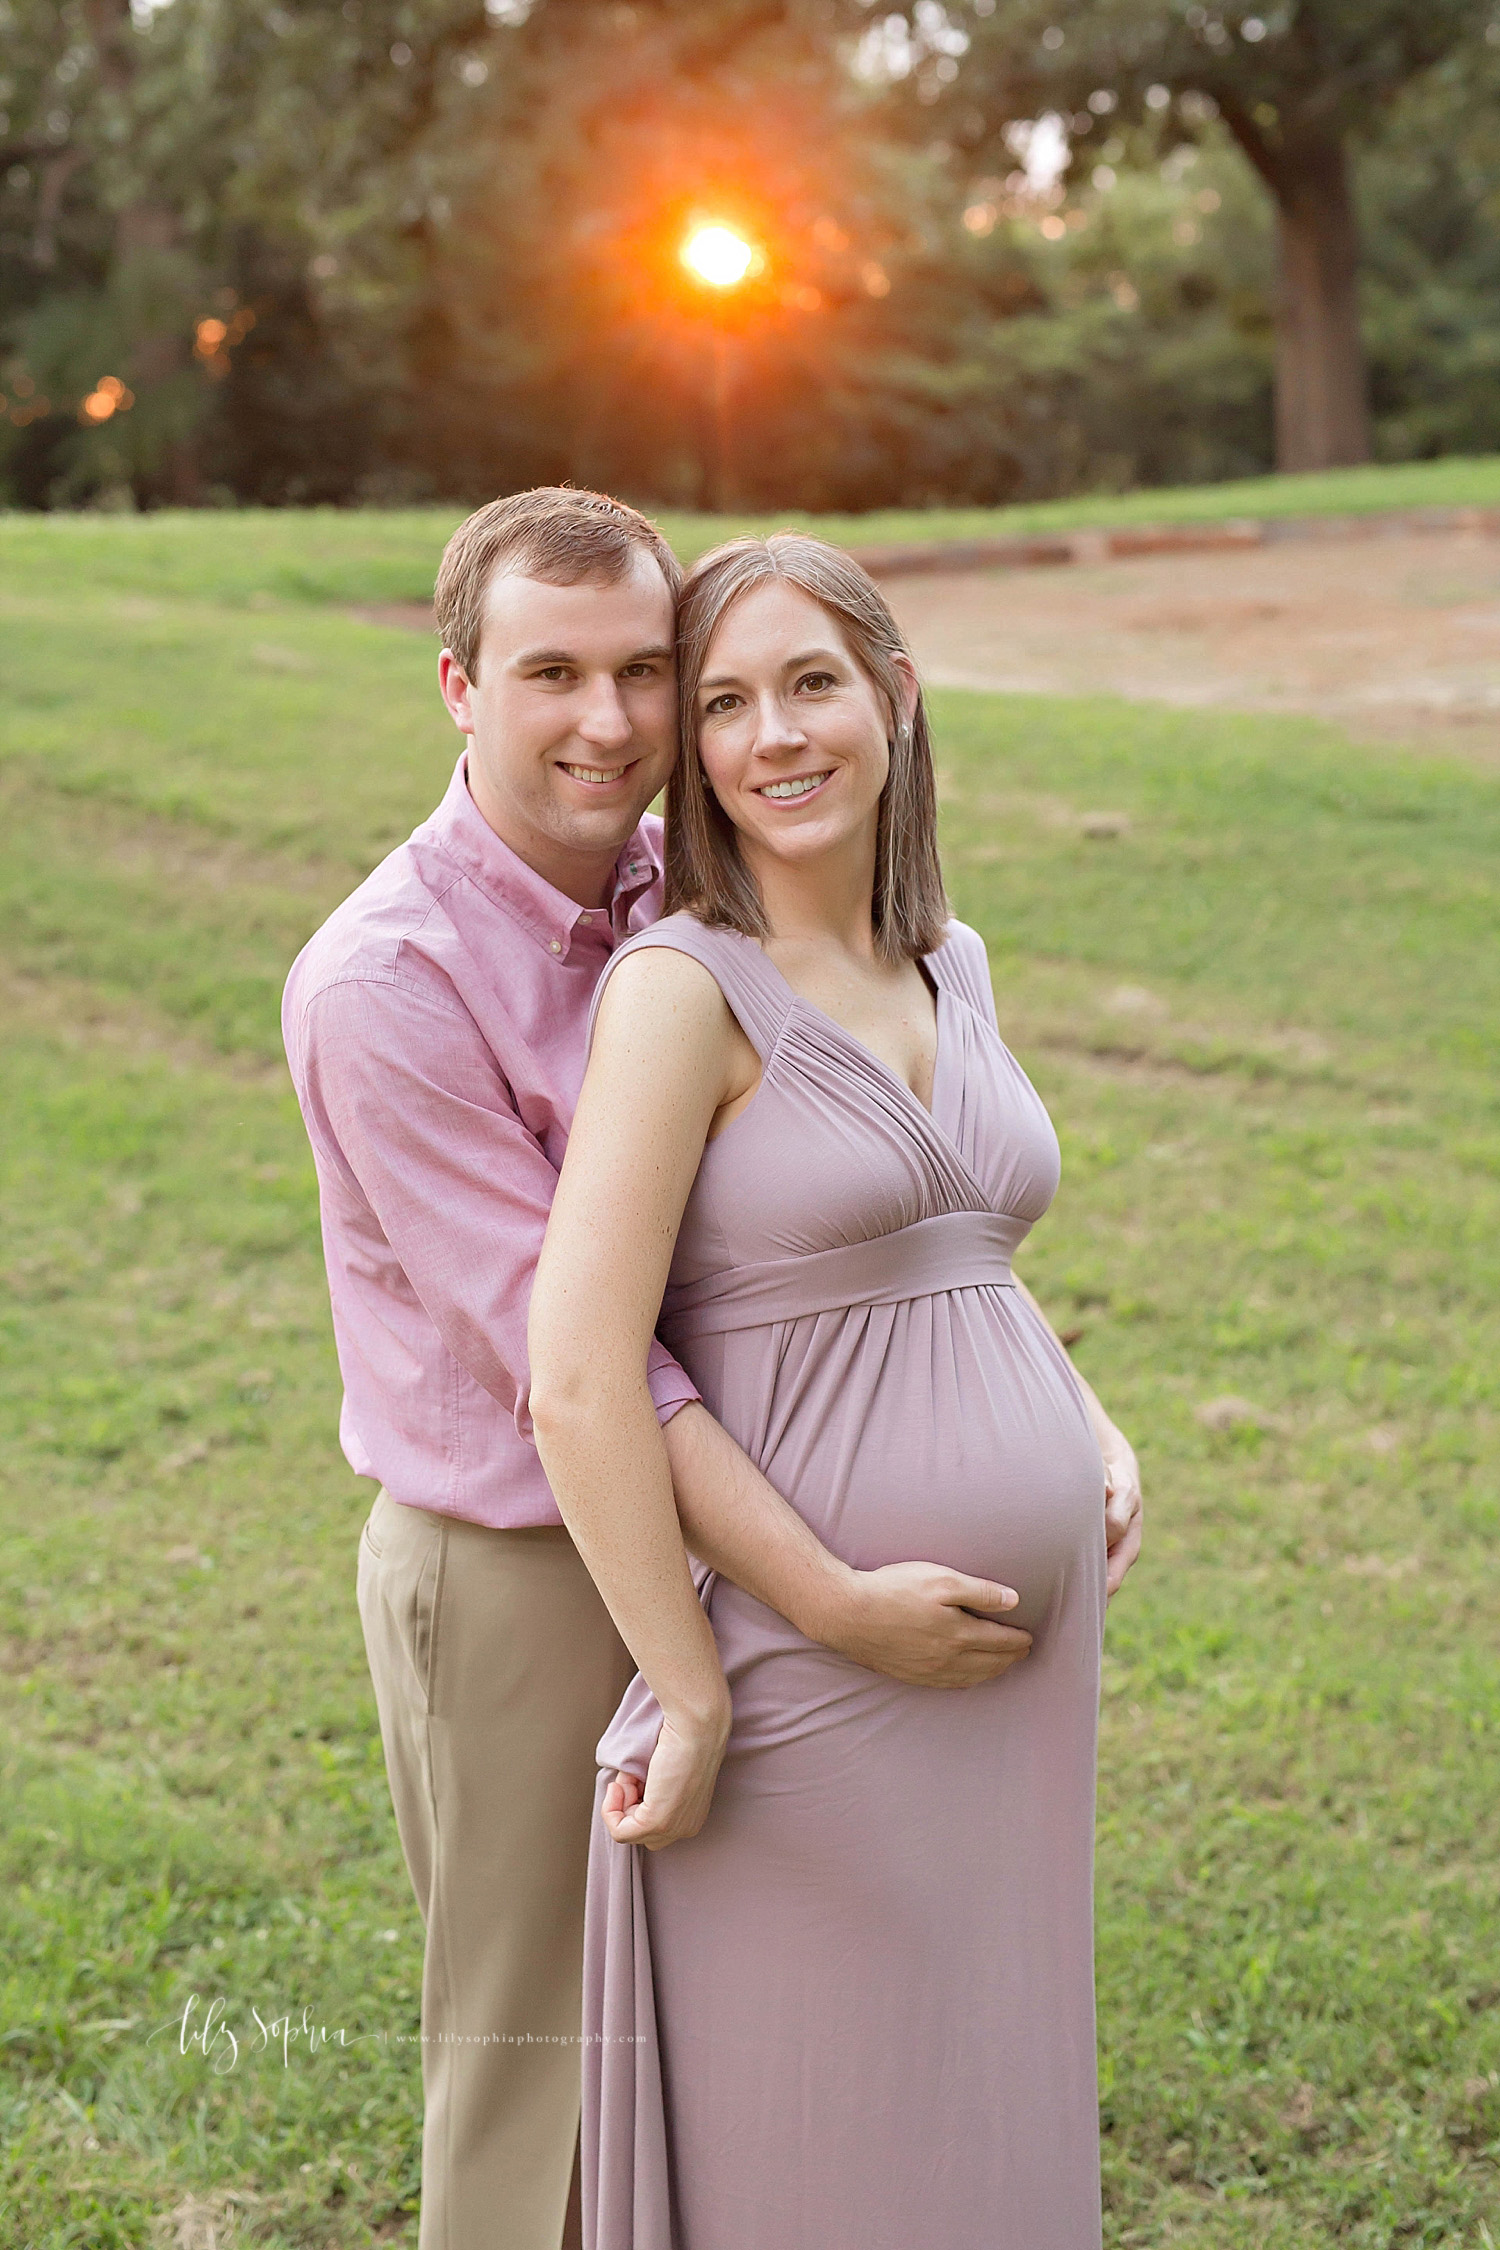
797,672 -> 836,693
703,693 -> 739,717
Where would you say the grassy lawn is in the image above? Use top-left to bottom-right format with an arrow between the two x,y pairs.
2,453 -> 1498,610
1,516 -> 1497,2248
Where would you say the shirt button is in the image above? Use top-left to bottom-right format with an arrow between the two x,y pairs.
580,911 -> 594,923
548,938 -> 562,954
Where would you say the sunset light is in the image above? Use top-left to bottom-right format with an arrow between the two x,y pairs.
681,223 -> 754,289
80,375 -> 134,424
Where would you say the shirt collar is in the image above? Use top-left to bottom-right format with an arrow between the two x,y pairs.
427,753 -> 661,961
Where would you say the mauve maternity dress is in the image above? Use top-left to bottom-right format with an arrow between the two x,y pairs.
581,914 -> 1107,2250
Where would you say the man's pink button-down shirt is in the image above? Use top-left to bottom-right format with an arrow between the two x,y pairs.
282,753 -> 699,1528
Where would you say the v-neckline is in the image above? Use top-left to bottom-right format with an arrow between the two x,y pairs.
753,939 -> 948,1128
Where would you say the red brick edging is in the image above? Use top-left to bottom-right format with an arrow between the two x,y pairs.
846,504 -> 1500,580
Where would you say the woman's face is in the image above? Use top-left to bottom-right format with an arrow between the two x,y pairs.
694,580 -> 903,874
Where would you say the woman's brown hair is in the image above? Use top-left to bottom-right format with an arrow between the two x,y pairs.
666,534 -> 949,963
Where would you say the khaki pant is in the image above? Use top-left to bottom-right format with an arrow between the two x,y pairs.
357,1488 -> 634,2250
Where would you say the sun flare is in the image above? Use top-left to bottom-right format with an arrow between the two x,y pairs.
681,224 -> 754,288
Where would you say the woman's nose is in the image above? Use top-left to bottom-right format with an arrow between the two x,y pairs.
752,698 -> 808,756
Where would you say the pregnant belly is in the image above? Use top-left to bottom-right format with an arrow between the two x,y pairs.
744,1288 -> 1106,1640
596,1294 -> 1104,1782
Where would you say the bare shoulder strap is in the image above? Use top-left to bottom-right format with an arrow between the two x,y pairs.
587,913 -> 792,1063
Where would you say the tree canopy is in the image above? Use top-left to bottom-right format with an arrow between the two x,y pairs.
912,0 -> 1491,467
1,0 -> 1496,507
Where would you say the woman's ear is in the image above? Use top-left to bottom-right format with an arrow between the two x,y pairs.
891,652 -> 920,730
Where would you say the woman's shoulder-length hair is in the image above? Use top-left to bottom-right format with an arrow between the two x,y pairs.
666,532 -> 949,964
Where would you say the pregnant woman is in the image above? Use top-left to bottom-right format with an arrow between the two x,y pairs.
529,534 -> 1142,2250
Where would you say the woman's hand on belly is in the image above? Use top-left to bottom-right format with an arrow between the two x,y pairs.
1099,1422 -> 1143,1597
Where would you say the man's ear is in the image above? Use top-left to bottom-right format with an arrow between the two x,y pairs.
438,649 -> 476,734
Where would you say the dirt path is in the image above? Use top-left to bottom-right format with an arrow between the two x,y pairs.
353,523 -> 1500,767
884,527 -> 1500,765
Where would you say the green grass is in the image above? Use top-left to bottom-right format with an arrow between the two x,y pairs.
1,522 -> 1497,2246
2,452 -> 1498,608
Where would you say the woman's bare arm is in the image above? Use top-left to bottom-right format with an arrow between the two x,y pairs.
528,947 -> 746,1848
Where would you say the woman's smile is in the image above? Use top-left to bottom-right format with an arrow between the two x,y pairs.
754,769 -> 834,802
693,582 -> 900,882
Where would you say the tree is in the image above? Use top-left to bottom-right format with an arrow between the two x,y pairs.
0,0 -> 516,505
5,0 -> 1498,508
402,0 -> 961,510
897,0 -> 1490,471
1358,31 -> 1500,461
1,0 -> 943,509
1,0 -> 249,504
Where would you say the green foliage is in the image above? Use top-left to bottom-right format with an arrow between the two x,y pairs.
917,128 -> 1276,494
16,255 -> 210,501
1360,45 -> 1500,461
890,0 -> 1500,485
3,0 -> 1498,510
3,0 -> 944,508
0,0 -> 514,505
917,0 -> 1490,138
1,515 -> 1498,2242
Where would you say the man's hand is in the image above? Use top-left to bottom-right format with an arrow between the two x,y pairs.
601,1702 -> 731,1851
1099,1423 -> 1143,1597
664,1405 -> 1035,1691
816,1562 -> 1032,1688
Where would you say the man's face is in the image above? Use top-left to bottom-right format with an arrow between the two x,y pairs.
438,552 -> 678,902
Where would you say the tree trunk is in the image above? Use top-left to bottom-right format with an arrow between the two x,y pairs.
1268,129 -> 1370,473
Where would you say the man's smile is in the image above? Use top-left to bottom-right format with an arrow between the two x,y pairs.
558,760 -> 635,786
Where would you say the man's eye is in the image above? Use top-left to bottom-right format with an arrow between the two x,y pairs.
536,666 -> 572,682
620,662 -> 658,680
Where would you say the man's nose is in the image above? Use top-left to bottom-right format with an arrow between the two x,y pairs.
576,677 -> 633,748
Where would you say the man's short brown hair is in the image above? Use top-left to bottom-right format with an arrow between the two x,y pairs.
434,486 -> 682,679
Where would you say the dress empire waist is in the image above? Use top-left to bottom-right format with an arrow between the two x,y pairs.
658,1208 -> 1026,1341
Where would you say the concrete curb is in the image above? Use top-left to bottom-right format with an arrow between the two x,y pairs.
846,504 -> 1500,580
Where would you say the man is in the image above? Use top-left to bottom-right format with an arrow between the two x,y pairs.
283,488 -> 1128,2250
